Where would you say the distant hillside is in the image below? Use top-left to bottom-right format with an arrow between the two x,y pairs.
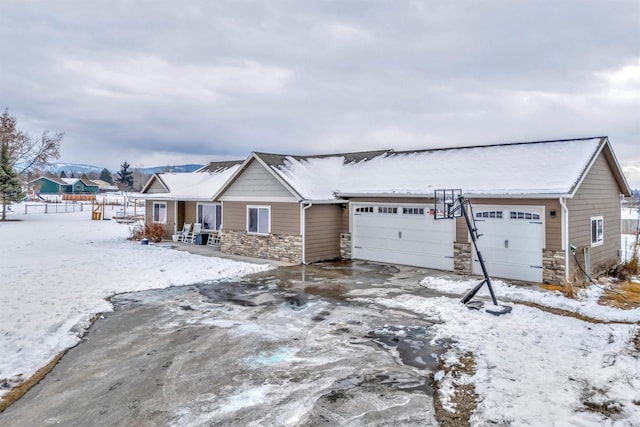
43,162 -> 203,175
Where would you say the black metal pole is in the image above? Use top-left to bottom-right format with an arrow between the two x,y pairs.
458,195 -> 499,306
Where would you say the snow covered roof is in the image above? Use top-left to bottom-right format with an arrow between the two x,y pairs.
28,176 -> 98,187
140,161 -> 242,201
61,177 -> 99,187
254,137 -> 630,201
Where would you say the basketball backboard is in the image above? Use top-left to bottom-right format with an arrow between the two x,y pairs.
433,189 -> 462,219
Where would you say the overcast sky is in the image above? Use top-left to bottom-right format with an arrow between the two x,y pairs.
1,1 -> 639,188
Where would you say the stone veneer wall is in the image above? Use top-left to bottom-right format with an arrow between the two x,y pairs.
221,229 -> 302,264
543,249 -> 566,284
340,233 -> 352,259
453,242 -> 472,276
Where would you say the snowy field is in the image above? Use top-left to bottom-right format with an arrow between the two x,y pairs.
0,206 -> 268,397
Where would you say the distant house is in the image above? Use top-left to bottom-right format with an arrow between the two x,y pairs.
213,137 -> 631,284
91,179 -> 119,193
29,176 -> 100,195
138,161 -> 242,238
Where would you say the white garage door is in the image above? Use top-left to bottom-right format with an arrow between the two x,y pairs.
352,204 -> 455,270
471,206 -> 545,283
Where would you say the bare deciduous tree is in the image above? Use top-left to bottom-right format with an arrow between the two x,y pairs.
0,108 -> 63,176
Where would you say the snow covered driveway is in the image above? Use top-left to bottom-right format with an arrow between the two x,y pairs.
1,208 -> 639,426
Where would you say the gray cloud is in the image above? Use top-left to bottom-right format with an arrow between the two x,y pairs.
1,0 -> 638,187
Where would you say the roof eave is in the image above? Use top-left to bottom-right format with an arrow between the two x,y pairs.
336,192 -> 572,199
568,137 -> 632,198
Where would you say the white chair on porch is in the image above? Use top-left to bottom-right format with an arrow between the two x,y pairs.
186,223 -> 202,244
176,223 -> 191,242
207,231 -> 221,248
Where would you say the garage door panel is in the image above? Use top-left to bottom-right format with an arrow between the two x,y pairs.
472,206 -> 544,283
352,205 -> 454,271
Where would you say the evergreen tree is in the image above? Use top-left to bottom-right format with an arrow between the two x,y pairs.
60,170 -> 67,178
117,161 -> 134,190
99,168 -> 114,184
0,142 -> 24,220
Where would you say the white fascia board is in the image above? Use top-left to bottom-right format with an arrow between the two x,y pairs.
337,191 -> 572,200
467,193 -> 572,199
301,199 -> 346,205
335,192 -> 434,199
220,195 -> 300,203
136,194 -> 212,202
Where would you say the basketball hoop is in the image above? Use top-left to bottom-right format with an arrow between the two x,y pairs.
433,189 -> 462,219
433,189 -> 512,316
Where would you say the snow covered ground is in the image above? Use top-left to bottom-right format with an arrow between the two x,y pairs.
1,204 -> 639,426
622,233 -> 639,262
0,206 -> 268,397
366,277 -> 640,426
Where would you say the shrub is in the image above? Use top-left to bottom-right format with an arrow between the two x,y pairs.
128,221 -> 144,241
143,223 -> 165,243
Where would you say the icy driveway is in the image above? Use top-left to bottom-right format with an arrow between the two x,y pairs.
0,262 -> 447,426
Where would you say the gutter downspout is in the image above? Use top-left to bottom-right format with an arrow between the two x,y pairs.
559,197 -> 569,282
301,202 -> 313,264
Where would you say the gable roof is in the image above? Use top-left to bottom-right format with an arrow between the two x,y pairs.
61,177 -> 99,187
212,149 -> 391,201
29,176 -> 67,186
140,161 -> 242,201
219,137 -> 630,201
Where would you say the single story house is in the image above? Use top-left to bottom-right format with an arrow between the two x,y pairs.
91,179 -> 119,192
213,137 -> 631,284
29,176 -> 100,195
139,161 -> 242,238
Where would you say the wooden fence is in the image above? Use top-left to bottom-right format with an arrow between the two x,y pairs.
62,194 -> 97,202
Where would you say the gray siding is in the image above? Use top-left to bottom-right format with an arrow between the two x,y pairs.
305,204 -> 344,263
146,178 -> 167,194
567,152 -> 622,275
222,160 -> 297,200
222,201 -> 300,235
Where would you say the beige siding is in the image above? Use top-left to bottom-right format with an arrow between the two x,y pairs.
146,178 -> 167,194
222,201 -> 300,235
305,205 -> 343,263
567,153 -> 622,274
184,201 -> 197,225
145,200 -> 176,238
459,198 -> 562,250
222,160 -> 296,200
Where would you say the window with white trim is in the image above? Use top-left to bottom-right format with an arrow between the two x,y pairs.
153,202 -> 167,224
509,211 -> 540,220
476,211 -> 503,219
403,207 -> 425,215
378,207 -> 398,214
247,206 -> 270,234
197,203 -> 222,230
355,206 -> 374,213
591,216 -> 603,247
